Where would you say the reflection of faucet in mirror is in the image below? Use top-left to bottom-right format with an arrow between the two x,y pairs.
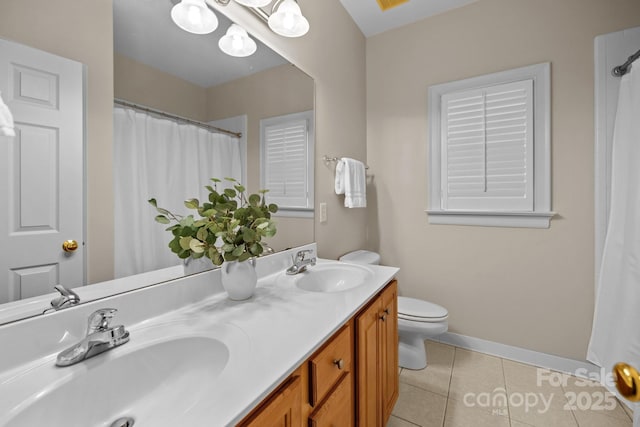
56,308 -> 130,367
48,285 -> 81,311
286,249 -> 316,275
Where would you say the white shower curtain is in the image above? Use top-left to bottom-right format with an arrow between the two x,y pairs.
588,59 -> 640,393
113,107 -> 243,278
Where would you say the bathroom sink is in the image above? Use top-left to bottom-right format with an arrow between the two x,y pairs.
3,333 -> 234,427
295,263 -> 374,292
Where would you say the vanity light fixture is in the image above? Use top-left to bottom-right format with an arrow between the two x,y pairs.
219,24 -> 257,57
171,0 -> 219,34
267,0 -> 309,38
171,0 -> 310,55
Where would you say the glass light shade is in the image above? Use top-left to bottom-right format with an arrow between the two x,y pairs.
218,24 -> 257,57
233,0 -> 272,7
268,0 -> 309,38
171,0 -> 219,35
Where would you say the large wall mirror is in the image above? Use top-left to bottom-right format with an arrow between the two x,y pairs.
0,0 -> 314,324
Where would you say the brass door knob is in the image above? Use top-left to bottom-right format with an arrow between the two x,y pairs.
614,362 -> 640,402
62,240 -> 78,253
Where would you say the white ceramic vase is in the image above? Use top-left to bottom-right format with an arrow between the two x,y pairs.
221,258 -> 257,300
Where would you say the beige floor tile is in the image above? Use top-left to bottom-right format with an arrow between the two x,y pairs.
443,396 -> 510,427
400,341 -> 454,397
452,348 -> 503,377
573,409 -> 632,427
503,359 -> 563,391
507,384 -> 578,427
386,415 -> 420,427
561,375 -> 630,421
392,382 -> 447,427
621,401 -> 634,420
448,349 -> 506,404
510,420 -> 535,427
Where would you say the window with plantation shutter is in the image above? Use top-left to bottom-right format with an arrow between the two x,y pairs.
441,80 -> 533,211
427,63 -> 555,228
260,111 -> 314,216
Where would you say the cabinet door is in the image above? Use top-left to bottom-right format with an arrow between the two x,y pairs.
309,373 -> 354,427
240,375 -> 302,427
356,296 -> 381,426
380,280 -> 399,423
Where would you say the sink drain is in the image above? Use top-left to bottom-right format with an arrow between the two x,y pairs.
110,417 -> 135,427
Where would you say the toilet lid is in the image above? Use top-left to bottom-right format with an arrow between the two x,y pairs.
338,250 -> 380,265
398,296 -> 448,320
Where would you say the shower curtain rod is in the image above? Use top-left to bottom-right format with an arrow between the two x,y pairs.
612,47 -> 640,77
113,99 -> 242,138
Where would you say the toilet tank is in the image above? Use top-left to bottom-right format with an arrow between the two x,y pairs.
338,250 -> 381,265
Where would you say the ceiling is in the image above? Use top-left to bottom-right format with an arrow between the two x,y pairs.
339,0 -> 478,37
113,0 -> 288,88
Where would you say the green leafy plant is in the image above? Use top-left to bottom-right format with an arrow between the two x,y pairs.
149,177 -> 278,266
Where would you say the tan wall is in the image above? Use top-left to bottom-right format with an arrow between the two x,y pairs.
0,0 -> 114,284
366,0 -> 640,360
207,63 -> 314,251
114,53 -> 207,121
217,0 -> 367,260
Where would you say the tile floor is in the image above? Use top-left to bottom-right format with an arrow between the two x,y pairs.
387,340 -> 634,427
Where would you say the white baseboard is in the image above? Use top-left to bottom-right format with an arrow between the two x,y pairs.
430,332 -> 600,379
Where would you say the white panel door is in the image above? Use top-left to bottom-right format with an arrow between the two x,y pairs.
0,39 -> 84,304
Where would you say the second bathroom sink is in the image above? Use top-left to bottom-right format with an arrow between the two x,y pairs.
294,263 -> 374,292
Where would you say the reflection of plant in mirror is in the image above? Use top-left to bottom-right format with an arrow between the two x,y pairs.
149,178 -> 278,266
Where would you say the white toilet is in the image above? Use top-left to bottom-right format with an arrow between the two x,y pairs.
339,250 -> 449,370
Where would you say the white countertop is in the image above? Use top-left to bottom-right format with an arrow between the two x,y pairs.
0,246 -> 398,427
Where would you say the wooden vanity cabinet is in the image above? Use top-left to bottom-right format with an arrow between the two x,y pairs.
236,280 -> 398,427
355,280 -> 399,426
238,368 -> 303,427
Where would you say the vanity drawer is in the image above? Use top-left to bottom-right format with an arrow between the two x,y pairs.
309,322 -> 353,406
309,372 -> 354,427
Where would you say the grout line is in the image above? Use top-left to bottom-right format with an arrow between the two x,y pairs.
441,346 -> 457,427
391,415 -> 421,427
499,356 -> 512,422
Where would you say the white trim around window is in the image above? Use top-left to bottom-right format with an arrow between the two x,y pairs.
426,62 -> 555,228
260,110 -> 314,217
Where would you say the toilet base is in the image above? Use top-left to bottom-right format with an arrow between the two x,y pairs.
399,336 -> 428,370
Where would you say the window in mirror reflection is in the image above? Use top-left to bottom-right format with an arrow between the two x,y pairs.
260,110 -> 314,217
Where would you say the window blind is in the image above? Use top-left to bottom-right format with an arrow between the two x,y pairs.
440,79 -> 534,211
263,118 -> 310,209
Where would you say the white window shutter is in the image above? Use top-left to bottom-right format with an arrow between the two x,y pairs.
263,118 -> 310,208
441,80 -> 534,211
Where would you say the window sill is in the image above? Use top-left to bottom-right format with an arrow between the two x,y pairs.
425,210 -> 556,228
273,208 -> 314,219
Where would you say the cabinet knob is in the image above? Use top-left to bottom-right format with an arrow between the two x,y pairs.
384,308 -> 390,315
380,313 -> 387,322
333,359 -> 344,370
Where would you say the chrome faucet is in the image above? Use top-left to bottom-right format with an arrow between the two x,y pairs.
286,249 -> 316,275
50,285 -> 80,310
56,308 -> 130,367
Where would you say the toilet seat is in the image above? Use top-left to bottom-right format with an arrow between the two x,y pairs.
398,297 -> 448,323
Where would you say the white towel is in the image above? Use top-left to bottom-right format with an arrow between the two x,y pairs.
0,91 -> 15,137
334,159 -> 346,195
336,157 -> 366,208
